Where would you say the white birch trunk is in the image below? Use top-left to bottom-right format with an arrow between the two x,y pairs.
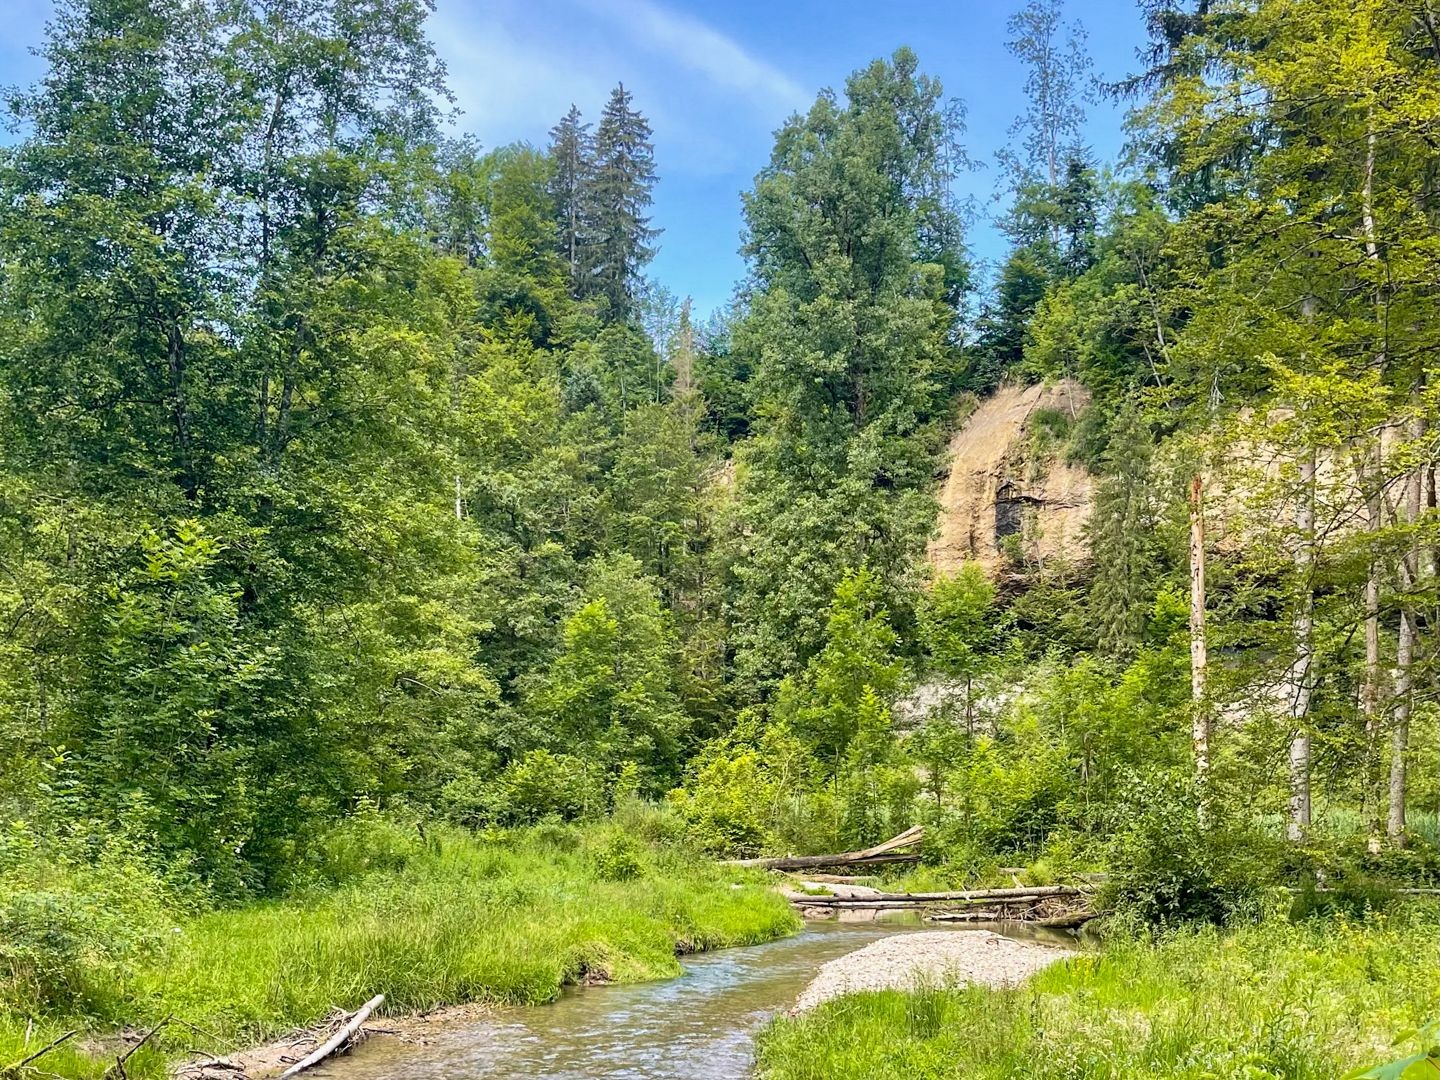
1189,474 -> 1209,794
1287,447 -> 1316,842
1389,413 -> 1425,842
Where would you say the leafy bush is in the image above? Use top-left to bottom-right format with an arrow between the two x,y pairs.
668,719 -> 832,856
669,749 -> 776,855
291,802 -> 425,888
589,832 -> 647,881
1104,773 -> 1281,925
0,826 -> 178,1014
442,749 -> 606,826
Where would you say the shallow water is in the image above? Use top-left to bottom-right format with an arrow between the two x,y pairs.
313,919 -> 1072,1080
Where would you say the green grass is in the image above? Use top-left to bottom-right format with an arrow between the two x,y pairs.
756,907 -> 1440,1079
0,823 -> 798,1079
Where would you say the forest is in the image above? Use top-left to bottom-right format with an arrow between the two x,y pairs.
0,0 -> 1438,1077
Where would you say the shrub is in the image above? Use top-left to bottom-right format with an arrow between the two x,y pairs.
0,827 -> 177,1014
293,802 -> 425,888
442,750 -> 605,826
669,749 -> 778,855
1103,773 -> 1281,925
589,832 -> 647,881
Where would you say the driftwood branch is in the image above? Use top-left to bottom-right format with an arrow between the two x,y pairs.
726,826 -> 923,871
2,1029 -> 77,1075
278,995 -> 384,1080
106,1015 -> 171,1079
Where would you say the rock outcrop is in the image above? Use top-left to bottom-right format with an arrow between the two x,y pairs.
928,381 -> 1094,576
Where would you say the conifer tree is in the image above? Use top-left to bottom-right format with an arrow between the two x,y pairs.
583,83 -> 660,321
1088,405 -> 1157,656
547,104 -> 593,295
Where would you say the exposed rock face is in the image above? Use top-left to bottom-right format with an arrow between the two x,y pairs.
928,381 -> 1094,576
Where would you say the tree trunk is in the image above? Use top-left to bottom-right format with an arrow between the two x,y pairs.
1389,412 -> 1425,843
1359,125 -> 1386,853
1287,447 -> 1316,842
166,318 -> 198,501
1189,473 -> 1210,796
1361,440 -> 1384,854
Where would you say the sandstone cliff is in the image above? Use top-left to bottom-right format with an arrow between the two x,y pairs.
928,381 -> 1094,576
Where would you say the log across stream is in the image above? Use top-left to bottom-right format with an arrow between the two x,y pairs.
304,920 -> 1076,1080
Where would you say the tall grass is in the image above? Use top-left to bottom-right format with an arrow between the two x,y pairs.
0,821 -> 797,1079
756,906 -> 1440,1079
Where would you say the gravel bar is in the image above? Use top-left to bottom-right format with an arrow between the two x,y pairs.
793,930 -> 1073,1011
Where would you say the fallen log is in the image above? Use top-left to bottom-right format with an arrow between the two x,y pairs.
794,882 -> 884,899
925,910 -> 1005,922
1036,910 -> 1103,928
278,995 -> 384,1079
786,885 -> 1083,906
726,826 -> 922,871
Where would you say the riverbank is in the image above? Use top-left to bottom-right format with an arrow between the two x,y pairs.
0,823 -> 798,1080
756,906 -> 1440,1078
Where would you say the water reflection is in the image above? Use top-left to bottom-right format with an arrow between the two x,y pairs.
314,920 -> 1074,1080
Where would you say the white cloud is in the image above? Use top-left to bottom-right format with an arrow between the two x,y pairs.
432,6 -> 614,144
576,0 -> 810,115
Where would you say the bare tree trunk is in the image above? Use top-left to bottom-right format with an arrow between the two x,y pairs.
1287,447 -> 1316,842
1389,412 -> 1425,843
1189,474 -> 1210,797
1361,440 -> 1385,854
1360,124 -> 1386,854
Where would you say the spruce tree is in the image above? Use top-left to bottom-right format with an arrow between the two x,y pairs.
1088,404 -> 1158,656
584,83 -> 659,321
547,104 -> 593,296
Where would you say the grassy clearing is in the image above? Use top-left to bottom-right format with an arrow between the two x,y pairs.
0,822 -> 797,1079
756,907 -> 1440,1079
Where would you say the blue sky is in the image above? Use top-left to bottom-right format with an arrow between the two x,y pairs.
0,0 -> 1147,317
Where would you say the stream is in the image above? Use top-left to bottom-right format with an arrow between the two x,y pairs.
310,919 -> 1074,1080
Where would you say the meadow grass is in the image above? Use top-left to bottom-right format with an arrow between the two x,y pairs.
0,823 -> 798,1078
756,906 -> 1440,1079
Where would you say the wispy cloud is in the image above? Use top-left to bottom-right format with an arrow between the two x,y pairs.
576,0 -> 810,115
434,8 -> 613,142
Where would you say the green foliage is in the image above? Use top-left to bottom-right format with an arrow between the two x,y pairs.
443,750 -> 604,827
757,909 -> 1440,1079
0,828 -> 180,1016
1105,774 -> 1281,926
1347,1020 -> 1440,1080
589,831 -> 648,881
921,564 -> 999,680
668,719 -> 830,856
1087,404 -> 1161,655
730,47 -> 966,686
527,556 -> 689,792
776,568 -> 905,765
290,804 -> 426,889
